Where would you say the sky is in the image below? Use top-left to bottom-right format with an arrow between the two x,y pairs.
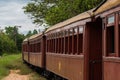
0,0 -> 44,34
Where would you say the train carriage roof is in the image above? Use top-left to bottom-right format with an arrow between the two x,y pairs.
45,9 -> 93,33
23,38 -> 28,42
23,33 -> 42,42
94,0 -> 120,15
29,33 -> 42,40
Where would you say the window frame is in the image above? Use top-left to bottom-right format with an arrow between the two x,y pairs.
107,14 -> 115,27
105,13 -> 116,57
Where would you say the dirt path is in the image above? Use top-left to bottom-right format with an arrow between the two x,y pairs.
2,70 -> 30,80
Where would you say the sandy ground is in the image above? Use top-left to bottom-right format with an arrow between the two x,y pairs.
2,70 -> 30,80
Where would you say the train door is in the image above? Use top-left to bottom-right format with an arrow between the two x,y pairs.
84,17 -> 102,80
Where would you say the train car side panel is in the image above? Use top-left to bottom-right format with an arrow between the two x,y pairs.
103,58 -> 120,80
46,53 -> 84,80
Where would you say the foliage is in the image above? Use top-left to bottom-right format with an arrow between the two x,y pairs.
23,0 -> 102,26
16,34 -> 25,51
26,30 -> 32,37
5,26 -> 18,40
0,33 -> 17,55
33,29 -> 38,35
5,26 -> 26,52
26,29 -> 38,37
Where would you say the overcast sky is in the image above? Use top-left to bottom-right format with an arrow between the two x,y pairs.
0,0 -> 43,34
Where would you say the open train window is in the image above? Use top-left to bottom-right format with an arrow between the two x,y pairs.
65,30 -> 69,36
65,36 -> 68,54
64,30 -> 68,54
69,28 -> 73,36
106,15 -> 115,56
106,26 -> 115,54
74,27 -> 77,35
79,26 -> 83,33
107,15 -> 115,26
68,29 -> 73,54
78,26 -> 83,54
72,27 -> 78,54
61,31 -> 64,54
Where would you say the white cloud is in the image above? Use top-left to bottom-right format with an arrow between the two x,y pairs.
0,1 -> 44,34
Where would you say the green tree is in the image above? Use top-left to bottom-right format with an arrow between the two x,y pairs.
0,33 -> 17,55
5,26 -> 25,52
33,29 -> 38,35
5,26 -> 16,40
26,30 -> 32,37
23,0 -> 102,26
17,34 -> 25,51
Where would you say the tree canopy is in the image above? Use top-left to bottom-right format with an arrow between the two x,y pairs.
26,29 -> 38,37
23,0 -> 102,26
0,26 -> 27,55
0,26 -> 39,55
0,33 -> 17,55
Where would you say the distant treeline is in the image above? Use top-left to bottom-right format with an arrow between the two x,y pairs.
0,26 -> 38,55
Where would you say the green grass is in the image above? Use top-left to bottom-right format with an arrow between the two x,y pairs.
0,54 -> 46,80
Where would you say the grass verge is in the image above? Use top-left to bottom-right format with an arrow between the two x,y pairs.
0,54 -> 46,80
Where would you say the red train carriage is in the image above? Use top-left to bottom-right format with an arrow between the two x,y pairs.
22,0 -> 120,80
22,38 -> 29,62
94,0 -> 120,80
22,33 -> 46,69
44,9 -> 103,80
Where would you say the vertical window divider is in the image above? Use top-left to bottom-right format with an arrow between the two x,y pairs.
115,13 -> 119,57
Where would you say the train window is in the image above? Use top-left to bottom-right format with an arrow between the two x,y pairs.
77,26 -> 83,54
74,28 -> 77,34
60,31 -> 62,37
59,32 -> 61,37
69,28 -> 73,35
68,35 -> 72,54
79,26 -> 83,33
58,38 -> 61,53
55,38 -> 58,53
106,26 -> 115,54
65,30 -> 68,36
61,37 -> 64,54
56,33 -> 58,38
105,14 -> 116,56
50,34 -> 52,39
57,32 -> 60,38
56,32 -> 58,37
47,40 -> 50,52
62,31 -> 64,37
107,15 -> 115,25
73,34 -> 77,54
52,34 -> 53,39
52,33 -> 54,39
63,31 -> 65,37
54,33 -> 56,38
